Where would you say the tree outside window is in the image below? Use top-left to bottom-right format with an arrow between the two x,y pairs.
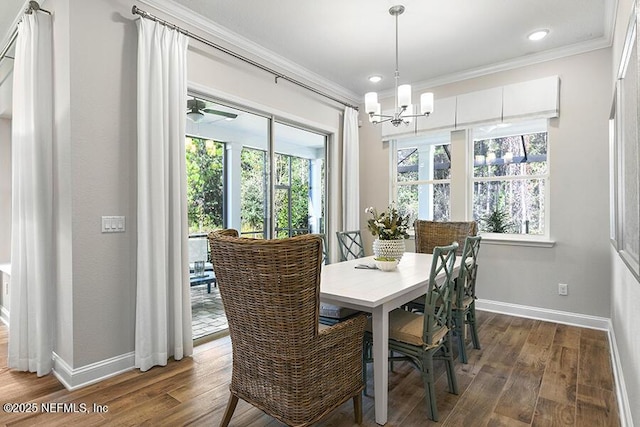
472,128 -> 548,235
396,141 -> 451,226
185,137 -> 224,233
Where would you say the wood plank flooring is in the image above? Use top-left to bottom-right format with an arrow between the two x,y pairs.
0,311 -> 620,426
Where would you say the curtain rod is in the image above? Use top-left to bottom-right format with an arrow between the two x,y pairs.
131,5 -> 359,111
0,1 -> 51,63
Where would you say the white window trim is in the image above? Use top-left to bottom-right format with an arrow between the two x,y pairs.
469,121 -> 551,241
388,122 -> 555,248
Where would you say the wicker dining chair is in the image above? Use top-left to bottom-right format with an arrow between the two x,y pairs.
209,230 -> 367,427
414,220 -> 477,256
363,242 -> 459,422
453,235 -> 482,364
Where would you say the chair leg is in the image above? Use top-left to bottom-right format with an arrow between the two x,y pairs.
468,306 -> 481,350
421,356 -> 439,422
455,309 -> 468,364
362,339 -> 370,396
353,393 -> 363,424
219,392 -> 239,427
444,337 -> 459,395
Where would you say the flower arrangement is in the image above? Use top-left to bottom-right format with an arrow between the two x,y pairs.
365,205 -> 410,240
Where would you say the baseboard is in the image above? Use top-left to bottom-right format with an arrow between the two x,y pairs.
476,299 -> 610,330
606,320 -> 634,427
476,299 -> 632,427
52,351 -> 135,391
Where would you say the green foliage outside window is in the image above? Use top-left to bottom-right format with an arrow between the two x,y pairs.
186,137 -> 224,233
241,148 -> 267,237
275,154 -> 310,237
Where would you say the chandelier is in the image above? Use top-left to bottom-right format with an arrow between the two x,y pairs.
365,5 -> 434,127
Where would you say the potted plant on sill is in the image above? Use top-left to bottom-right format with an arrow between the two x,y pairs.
365,205 -> 410,262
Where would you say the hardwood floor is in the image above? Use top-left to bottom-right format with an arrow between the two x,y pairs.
0,311 -> 620,426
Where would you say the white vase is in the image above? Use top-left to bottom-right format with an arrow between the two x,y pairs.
373,238 -> 406,260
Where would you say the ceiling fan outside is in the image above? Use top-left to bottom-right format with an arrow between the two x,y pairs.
187,97 -> 238,123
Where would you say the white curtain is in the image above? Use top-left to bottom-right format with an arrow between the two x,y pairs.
342,107 -> 360,230
8,12 -> 54,377
135,18 -> 192,372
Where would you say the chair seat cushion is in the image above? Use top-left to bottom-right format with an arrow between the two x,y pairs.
453,295 -> 474,310
366,308 -> 448,348
319,303 -> 360,319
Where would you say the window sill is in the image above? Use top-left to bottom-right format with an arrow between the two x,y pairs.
480,234 -> 555,248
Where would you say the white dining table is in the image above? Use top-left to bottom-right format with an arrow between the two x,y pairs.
320,252 -> 460,425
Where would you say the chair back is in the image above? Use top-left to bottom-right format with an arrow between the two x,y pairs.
422,242 -> 458,346
318,233 -> 329,265
414,220 -> 477,255
210,231 -> 323,347
457,235 -> 482,303
336,230 -> 365,261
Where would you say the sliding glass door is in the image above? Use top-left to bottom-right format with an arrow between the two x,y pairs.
185,95 -> 328,340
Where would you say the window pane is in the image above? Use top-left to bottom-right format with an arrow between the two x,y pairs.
473,179 -> 546,235
241,148 -> 266,238
398,144 -> 451,183
473,133 -> 547,178
186,137 -> 224,233
274,123 -> 325,238
398,183 -> 451,225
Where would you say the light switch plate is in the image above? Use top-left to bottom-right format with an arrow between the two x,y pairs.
102,216 -> 126,233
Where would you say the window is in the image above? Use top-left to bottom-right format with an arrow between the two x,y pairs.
471,120 -> 548,235
185,97 -> 327,239
273,122 -> 326,238
185,137 -> 225,233
240,147 -> 267,238
393,133 -> 451,226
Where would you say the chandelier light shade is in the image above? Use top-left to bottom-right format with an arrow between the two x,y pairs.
365,5 -> 434,127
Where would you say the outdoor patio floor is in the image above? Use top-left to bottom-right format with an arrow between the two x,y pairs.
191,284 -> 228,340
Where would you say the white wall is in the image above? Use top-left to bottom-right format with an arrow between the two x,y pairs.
36,0 -> 349,375
610,0 -> 640,424
360,48 -> 613,317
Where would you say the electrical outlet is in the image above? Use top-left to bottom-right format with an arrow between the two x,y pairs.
558,283 -> 568,296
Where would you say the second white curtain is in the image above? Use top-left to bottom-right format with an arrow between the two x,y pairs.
135,18 -> 192,372
8,11 -> 54,377
342,107 -> 360,230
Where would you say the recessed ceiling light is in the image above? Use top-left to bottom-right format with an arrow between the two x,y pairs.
528,29 -> 549,41
368,75 -> 382,83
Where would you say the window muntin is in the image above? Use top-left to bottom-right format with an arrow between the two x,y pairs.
472,122 -> 548,235
395,136 -> 451,225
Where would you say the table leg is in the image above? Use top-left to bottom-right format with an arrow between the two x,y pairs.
371,306 -> 389,425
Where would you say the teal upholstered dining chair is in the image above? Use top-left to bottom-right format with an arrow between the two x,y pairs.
318,231 -> 365,325
336,230 -> 365,261
452,235 -> 482,364
363,242 -> 459,422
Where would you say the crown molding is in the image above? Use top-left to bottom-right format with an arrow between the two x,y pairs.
374,37 -> 613,100
136,0 -> 361,106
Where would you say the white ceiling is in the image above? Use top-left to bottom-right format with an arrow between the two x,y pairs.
0,0 -> 616,103
168,0 -> 616,100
